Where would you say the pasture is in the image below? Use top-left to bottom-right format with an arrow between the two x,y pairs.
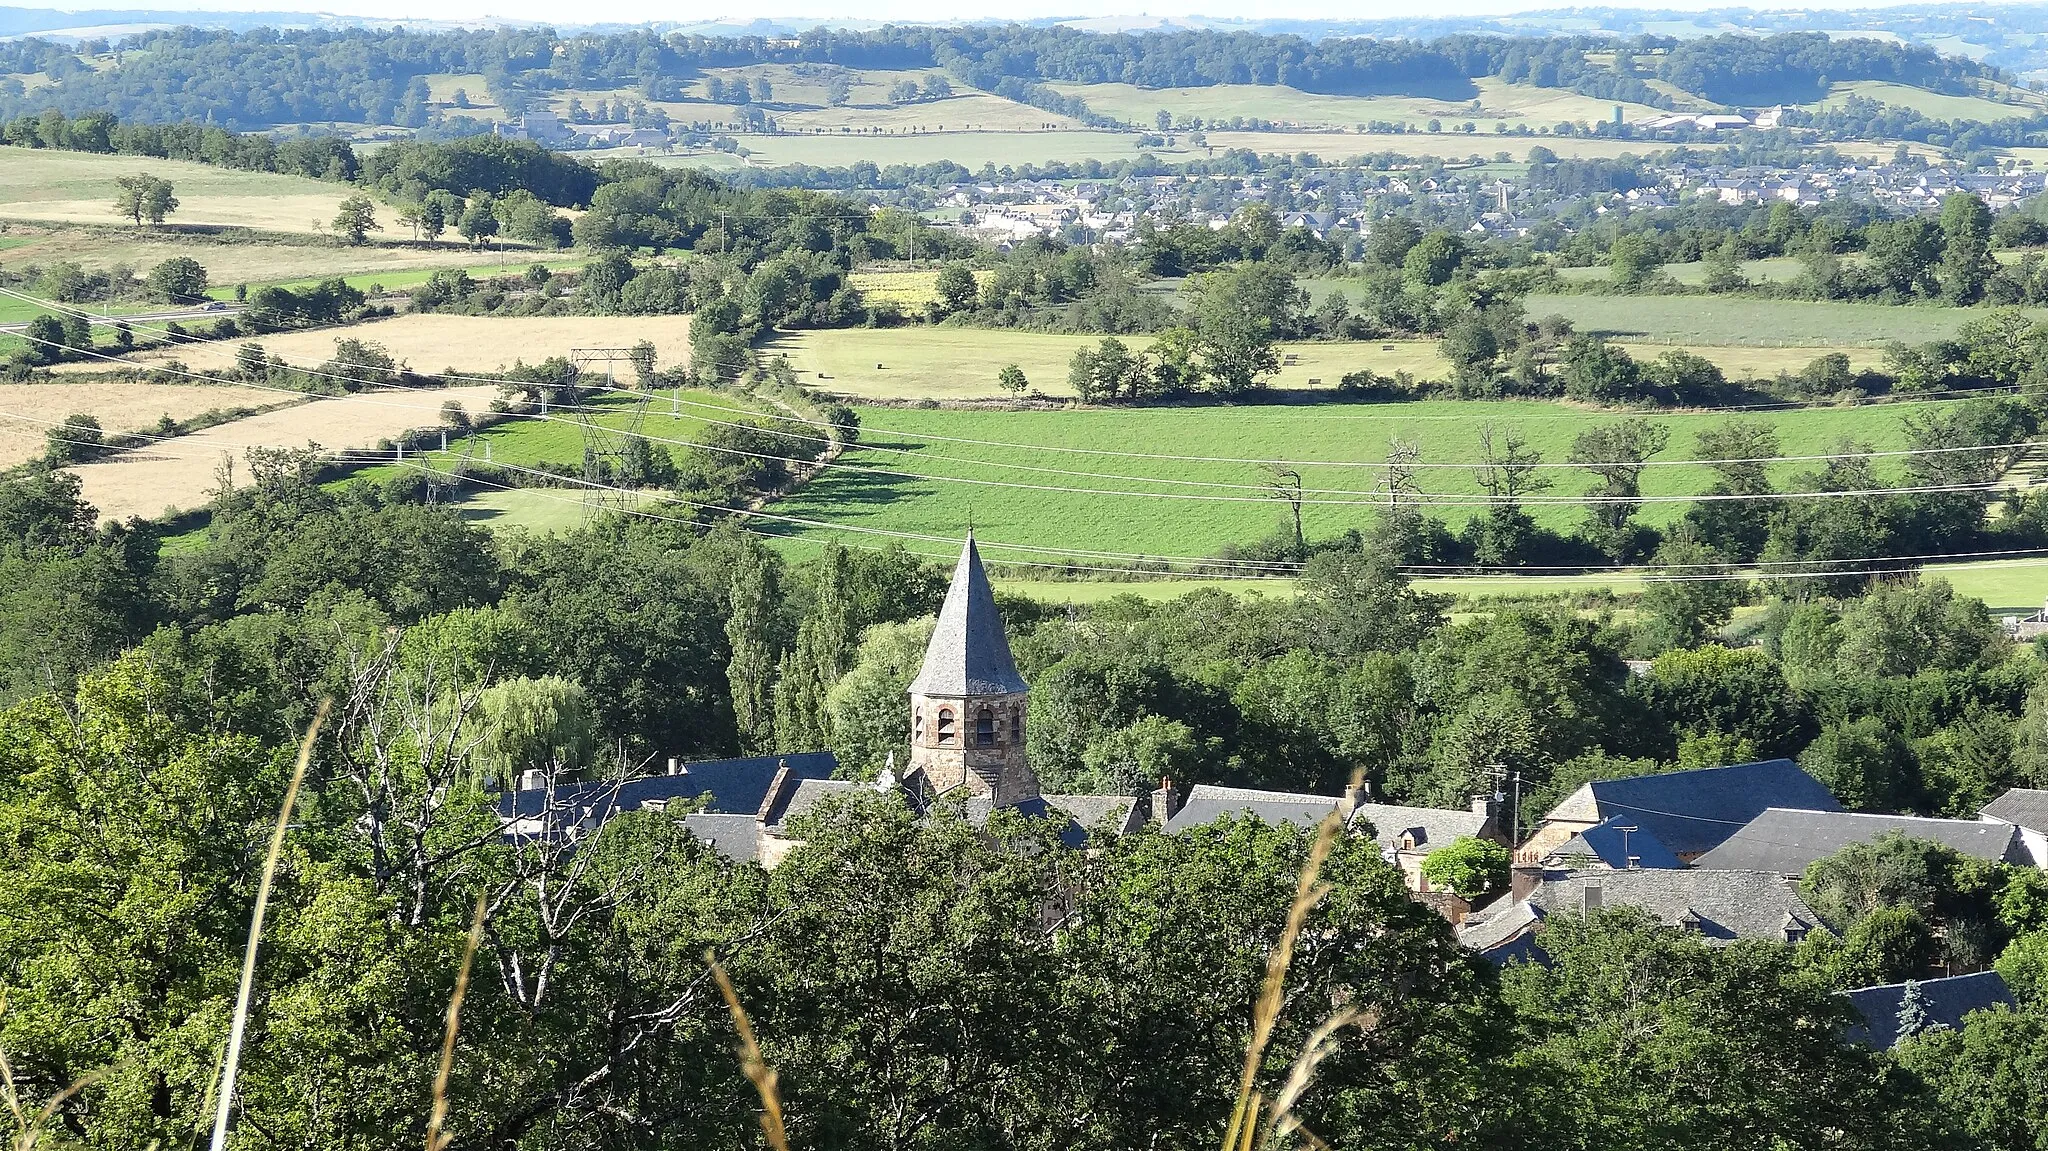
0,147 -> 362,235
0,378 -> 282,470
0,222 -> 544,288
765,325 -> 1875,400
629,130 -> 1181,171
1811,80 -> 2044,121
85,313 -> 697,377
1047,77 -> 1665,131
67,383 -> 504,522
341,387 -> 765,485
1509,293 -> 2028,346
763,398 -> 1933,563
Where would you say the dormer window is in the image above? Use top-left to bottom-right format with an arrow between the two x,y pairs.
937,708 -> 956,746
975,707 -> 996,747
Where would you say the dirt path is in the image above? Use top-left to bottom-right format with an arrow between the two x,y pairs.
71,384 -> 503,522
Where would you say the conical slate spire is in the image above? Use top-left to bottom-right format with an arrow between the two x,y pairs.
909,534 -> 1029,696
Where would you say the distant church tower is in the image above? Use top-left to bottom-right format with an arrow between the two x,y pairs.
906,534 -> 1039,806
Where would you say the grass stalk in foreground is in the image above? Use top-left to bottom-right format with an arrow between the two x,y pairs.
707,951 -> 790,1151
425,894 -> 489,1151
207,698 -> 330,1151
1221,768 -> 1362,1151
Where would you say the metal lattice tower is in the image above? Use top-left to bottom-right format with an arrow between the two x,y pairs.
569,346 -> 651,523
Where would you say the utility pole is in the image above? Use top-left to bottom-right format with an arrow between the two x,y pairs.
1487,763 -> 1522,850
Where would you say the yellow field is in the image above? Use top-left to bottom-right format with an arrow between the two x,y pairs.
0,147 -> 366,235
80,313 -> 698,376
0,379 -> 282,469
0,223 -> 543,287
68,383 -> 504,522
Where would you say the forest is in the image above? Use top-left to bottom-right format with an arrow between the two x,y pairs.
0,24 -> 2010,129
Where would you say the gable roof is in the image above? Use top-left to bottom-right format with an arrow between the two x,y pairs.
1545,816 -> 1685,870
1545,759 -> 1841,857
1841,971 -> 2014,1049
1982,787 -> 2048,832
908,535 -> 1029,697
1165,784 -> 1340,834
500,751 -> 840,832
1044,794 -> 1143,836
1457,868 -> 1819,961
1693,808 -> 2027,875
1163,785 -> 1489,854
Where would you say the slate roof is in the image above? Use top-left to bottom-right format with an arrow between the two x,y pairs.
1693,809 -> 2027,875
1352,801 -> 1491,855
1044,794 -> 1143,836
1164,784 -> 1341,834
1457,868 -> 1820,961
1542,759 -> 1841,857
1163,785 -> 1488,855
762,777 -> 863,834
1842,971 -> 2014,1049
1982,787 -> 2048,832
500,751 -> 840,830
680,813 -> 764,864
1545,816 -> 1685,870
908,534 -> 1029,697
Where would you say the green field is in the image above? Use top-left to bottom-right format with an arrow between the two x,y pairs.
762,399 -> 1934,563
1811,80 -> 2045,121
342,387 -> 762,486
1514,293 -> 2032,346
1047,77 -> 1666,131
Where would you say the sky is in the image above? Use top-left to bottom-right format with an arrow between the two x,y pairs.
46,0 -> 1931,25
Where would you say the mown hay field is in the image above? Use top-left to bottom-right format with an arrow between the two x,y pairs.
764,398 -> 1934,562
69,383 -> 504,521
0,147 -> 360,235
83,313 -> 697,377
0,378 -> 282,469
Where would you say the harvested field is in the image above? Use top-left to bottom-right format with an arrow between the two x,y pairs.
87,313 -> 698,377
68,384 -> 503,522
0,379 -> 281,469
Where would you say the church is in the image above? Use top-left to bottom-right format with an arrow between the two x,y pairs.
502,535 -> 1507,905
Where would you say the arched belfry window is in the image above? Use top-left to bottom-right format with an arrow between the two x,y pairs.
915,709 -> 924,739
1011,703 -> 1024,741
937,708 -> 956,746
975,706 -> 997,747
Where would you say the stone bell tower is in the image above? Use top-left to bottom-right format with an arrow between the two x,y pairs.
906,534 -> 1038,806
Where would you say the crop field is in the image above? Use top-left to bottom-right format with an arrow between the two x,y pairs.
764,398 -> 1933,562
556,73 -> 1077,135
0,147 -> 361,235
1554,256 -> 1810,286
0,379 -> 282,469
1193,130 -> 1706,162
1047,78 -> 1665,131
86,313 -> 697,377
0,223 -> 544,287
67,383 -> 503,522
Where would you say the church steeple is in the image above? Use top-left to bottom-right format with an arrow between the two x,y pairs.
907,534 -> 1038,804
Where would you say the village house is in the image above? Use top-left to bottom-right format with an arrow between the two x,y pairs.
1457,867 -> 1822,963
1695,808 -> 2031,875
1517,758 -> 1841,864
1980,787 -> 2048,866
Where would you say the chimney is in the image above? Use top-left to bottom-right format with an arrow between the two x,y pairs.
666,757 -> 684,776
1510,863 -> 1545,902
1151,777 -> 1184,827
1343,779 -> 1369,813
1580,881 -> 1603,915
1471,793 -> 1498,820
518,767 -> 547,792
